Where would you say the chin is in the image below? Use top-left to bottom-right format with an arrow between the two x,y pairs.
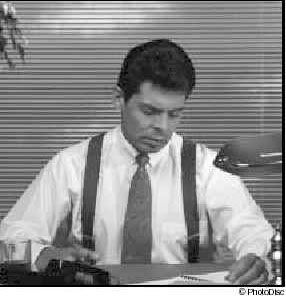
138,143 -> 165,154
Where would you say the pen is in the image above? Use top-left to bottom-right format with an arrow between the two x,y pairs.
179,274 -> 212,283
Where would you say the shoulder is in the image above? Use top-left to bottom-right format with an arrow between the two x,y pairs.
41,138 -> 91,179
54,128 -> 117,165
173,133 -> 217,168
194,142 -> 249,200
194,141 -> 239,183
57,138 -> 90,163
195,142 -> 217,171
176,135 -> 237,184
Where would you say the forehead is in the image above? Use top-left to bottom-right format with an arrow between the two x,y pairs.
131,81 -> 186,110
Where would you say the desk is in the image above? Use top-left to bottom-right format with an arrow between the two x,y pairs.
99,263 -> 230,285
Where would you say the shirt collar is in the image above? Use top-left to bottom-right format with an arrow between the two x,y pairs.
115,126 -> 173,168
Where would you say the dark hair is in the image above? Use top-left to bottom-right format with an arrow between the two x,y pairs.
117,39 -> 196,102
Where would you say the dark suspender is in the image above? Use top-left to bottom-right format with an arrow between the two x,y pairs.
181,140 -> 199,262
81,133 -> 105,250
80,134 -> 202,262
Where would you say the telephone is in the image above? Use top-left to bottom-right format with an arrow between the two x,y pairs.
0,259 -> 111,286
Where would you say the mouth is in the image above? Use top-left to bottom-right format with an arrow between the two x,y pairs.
141,137 -> 168,148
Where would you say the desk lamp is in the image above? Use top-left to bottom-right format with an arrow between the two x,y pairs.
214,133 -> 283,285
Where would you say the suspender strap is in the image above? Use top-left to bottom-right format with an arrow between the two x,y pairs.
81,135 -> 206,262
82,133 -> 105,250
181,140 -> 200,263
53,205 -> 73,248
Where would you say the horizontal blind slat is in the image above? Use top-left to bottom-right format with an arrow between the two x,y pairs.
0,1 -> 282,226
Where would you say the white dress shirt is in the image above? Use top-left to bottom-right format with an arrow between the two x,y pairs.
0,126 -> 273,267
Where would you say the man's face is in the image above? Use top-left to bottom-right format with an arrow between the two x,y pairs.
119,81 -> 186,153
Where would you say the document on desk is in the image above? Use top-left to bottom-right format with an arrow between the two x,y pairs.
131,271 -> 230,285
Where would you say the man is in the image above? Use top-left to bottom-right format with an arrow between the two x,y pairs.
0,39 -> 273,284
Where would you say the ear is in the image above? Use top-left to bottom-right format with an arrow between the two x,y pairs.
112,86 -> 125,111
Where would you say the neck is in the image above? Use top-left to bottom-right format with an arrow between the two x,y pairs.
120,126 -> 143,153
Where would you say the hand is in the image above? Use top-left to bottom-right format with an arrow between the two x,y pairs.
225,253 -> 269,285
35,244 -> 98,272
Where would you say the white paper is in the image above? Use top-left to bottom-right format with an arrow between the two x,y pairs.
131,271 -> 230,285
191,271 -> 230,284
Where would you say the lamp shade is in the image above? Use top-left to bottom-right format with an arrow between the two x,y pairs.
214,133 -> 282,176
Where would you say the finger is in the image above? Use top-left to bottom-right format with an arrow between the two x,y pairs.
233,258 -> 266,285
247,270 -> 269,285
79,247 -> 98,261
226,254 -> 257,282
83,251 -> 98,264
73,245 -> 98,263
60,247 -> 79,261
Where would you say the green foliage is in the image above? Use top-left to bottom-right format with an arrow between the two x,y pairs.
0,1 -> 27,68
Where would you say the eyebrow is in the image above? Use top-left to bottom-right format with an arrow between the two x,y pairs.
139,102 -> 184,113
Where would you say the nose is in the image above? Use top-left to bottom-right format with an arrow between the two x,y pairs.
153,113 -> 169,133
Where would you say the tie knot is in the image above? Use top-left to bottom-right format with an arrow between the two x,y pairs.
135,153 -> 149,168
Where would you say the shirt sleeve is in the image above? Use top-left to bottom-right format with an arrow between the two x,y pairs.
0,152 -> 72,269
199,145 -> 274,261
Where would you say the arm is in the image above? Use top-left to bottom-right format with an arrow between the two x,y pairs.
202,148 -> 273,284
0,152 -> 71,270
34,243 -> 98,272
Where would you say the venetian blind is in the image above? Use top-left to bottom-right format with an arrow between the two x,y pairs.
0,1 -> 282,227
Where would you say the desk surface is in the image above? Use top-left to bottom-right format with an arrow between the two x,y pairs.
99,263 -> 230,285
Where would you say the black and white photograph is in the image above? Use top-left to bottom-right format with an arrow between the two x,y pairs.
0,1 -> 283,291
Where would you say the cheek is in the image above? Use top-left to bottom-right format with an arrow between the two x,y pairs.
131,111 -> 150,129
124,110 -> 148,133
171,118 -> 181,128
167,118 -> 181,133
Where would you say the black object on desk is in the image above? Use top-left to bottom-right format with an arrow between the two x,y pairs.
0,260 -> 111,286
214,133 -> 282,176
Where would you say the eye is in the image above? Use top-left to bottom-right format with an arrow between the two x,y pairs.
141,106 -> 159,116
168,110 -> 182,118
143,108 -> 154,115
